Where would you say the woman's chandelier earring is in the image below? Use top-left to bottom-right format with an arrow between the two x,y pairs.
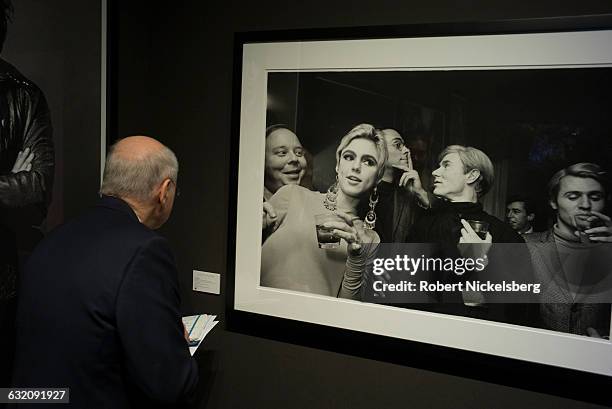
364,186 -> 379,230
323,176 -> 339,211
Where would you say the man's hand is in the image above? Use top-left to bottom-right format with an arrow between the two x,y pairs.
586,327 -> 604,338
397,168 -> 429,208
262,201 -> 277,230
11,148 -> 34,173
458,219 -> 492,261
583,211 -> 612,242
398,169 -> 423,190
183,323 -> 190,343
394,150 -> 429,208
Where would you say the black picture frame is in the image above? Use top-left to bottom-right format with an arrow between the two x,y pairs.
227,16 -> 612,405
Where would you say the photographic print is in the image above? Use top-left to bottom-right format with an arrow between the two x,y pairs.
0,0 -> 107,385
231,20 -> 612,376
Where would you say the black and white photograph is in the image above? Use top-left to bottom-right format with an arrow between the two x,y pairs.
260,68 -> 612,332
0,0 -> 105,386
233,26 -> 612,376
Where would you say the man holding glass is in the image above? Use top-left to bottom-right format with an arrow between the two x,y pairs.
407,145 -> 535,325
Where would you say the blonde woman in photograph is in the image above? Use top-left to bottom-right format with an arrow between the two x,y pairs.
260,124 -> 388,299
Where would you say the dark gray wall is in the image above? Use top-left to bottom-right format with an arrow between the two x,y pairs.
116,1 -> 612,408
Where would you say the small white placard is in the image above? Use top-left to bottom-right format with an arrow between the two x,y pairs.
192,270 -> 221,294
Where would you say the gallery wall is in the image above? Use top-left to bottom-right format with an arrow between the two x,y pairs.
114,1 -> 612,408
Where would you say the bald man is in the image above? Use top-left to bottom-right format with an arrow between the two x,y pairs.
11,136 -> 198,408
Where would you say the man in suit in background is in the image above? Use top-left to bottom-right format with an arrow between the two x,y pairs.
506,195 -> 536,236
12,136 -> 198,408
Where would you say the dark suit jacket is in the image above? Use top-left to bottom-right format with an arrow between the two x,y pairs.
11,196 -> 198,408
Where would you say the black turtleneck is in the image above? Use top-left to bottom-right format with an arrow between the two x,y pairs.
373,180 -> 395,243
408,200 -> 524,245
405,200 -> 536,326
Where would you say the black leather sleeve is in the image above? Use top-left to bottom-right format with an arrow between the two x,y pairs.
0,80 -> 54,209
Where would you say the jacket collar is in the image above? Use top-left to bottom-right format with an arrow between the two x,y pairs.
96,195 -> 140,223
524,229 -> 554,244
0,58 -> 17,80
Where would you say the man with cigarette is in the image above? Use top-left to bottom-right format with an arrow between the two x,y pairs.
524,162 -> 612,337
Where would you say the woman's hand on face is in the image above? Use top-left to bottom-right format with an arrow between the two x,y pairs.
322,211 -> 374,256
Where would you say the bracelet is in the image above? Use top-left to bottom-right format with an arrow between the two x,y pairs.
343,252 -> 367,291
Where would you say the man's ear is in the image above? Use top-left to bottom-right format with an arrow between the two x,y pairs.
466,169 -> 481,184
158,178 -> 172,204
527,213 -> 535,222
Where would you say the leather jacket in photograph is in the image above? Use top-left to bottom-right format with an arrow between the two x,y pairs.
0,57 -> 54,210
1,57 -> 54,301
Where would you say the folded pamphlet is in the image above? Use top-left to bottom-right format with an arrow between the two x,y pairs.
182,314 -> 219,356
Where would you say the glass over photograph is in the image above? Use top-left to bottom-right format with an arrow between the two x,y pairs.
259,68 -> 612,339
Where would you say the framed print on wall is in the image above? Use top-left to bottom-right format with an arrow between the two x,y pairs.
227,15 -> 612,388
1,0 -> 110,305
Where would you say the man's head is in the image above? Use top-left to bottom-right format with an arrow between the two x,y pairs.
547,162 -> 607,235
264,125 -> 307,194
1,0 -> 13,54
506,195 -> 534,233
406,136 -> 428,171
431,145 -> 494,202
381,128 -> 410,170
100,136 -> 179,230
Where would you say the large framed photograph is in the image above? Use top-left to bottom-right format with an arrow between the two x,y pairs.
1,0 -> 110,385
229,17 -> 612,380
1,0 -> 109,241
1,0 -> 109,295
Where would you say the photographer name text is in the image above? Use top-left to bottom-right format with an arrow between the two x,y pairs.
373,280 -> 541,294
